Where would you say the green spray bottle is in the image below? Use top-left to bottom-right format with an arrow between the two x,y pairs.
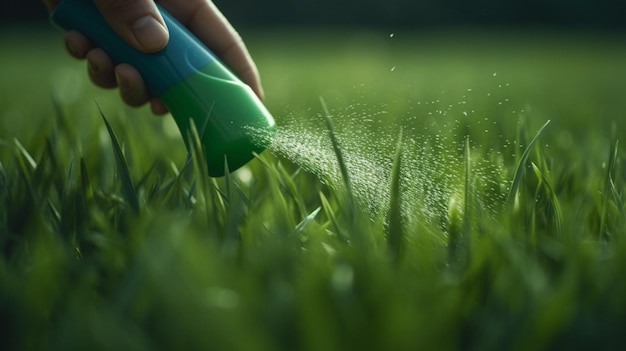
51,0 -> 275,177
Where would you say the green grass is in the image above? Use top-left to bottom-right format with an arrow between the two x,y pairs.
2,26 -> 626,350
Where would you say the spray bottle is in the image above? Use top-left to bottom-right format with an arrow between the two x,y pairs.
50,0 -> 276,177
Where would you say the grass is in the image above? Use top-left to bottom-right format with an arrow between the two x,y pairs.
2,26 -> 626,350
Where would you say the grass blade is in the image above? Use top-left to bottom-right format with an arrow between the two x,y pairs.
462,135 -> 472,260
319,96 -> 361,241
13,139 -> 37,200
448,135 -> 471,267
320,97 -> 354,209
506,119 -> 551,209
387,127 -> 404,261
187,118 -> 223,228
80,158 -> 94,204
277,164 -> 307,218
99,108 -> 139,214
14,138 -> 37,171
599,138 -> 619,241
319,191 -> 348,243
531,161 -> 563,238
291,206 -> 321,236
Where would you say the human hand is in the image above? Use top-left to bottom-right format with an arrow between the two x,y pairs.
43,0 -> 264,115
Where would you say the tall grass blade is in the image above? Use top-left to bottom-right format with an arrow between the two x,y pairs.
609,177 -> 624,217
14,139 -> 37,201
186,180 -> 198,209
264,163 -> 295,234
232,181 -> 252,208
135,163 -> 157,193
319,97 -> 354,210
99,109 -> 140,214
222,183 -> 246,258
246,154 -> 294,234
187,119 -> 221,227
531,161 -> 563,238
448,135 -> 472,267
56,158 -> 75,237
36,139 -> 57,195
277,164 -> 307,218
462,135 -> 472,259
14,138 -> 36,171
319,191 -> 348,243
599,138 -> 619,241
291,206 -> 321,236
506,120 -> 551,209
387,127 -> 404,261
80,158 -> 94,203
211,177 -> 228,216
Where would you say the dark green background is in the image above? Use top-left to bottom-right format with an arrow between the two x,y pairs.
2,0 -> 624,29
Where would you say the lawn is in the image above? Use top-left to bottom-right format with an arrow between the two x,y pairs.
2,25 -> 626,350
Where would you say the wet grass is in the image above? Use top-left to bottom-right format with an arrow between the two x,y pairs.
2,27 -> 626,350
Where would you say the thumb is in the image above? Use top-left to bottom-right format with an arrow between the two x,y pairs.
93,0 -> 169,53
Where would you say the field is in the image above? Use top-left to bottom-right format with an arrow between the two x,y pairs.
2,25 -> 626,350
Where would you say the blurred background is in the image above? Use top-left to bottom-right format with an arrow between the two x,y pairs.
1,1 -> 626,147
1,0 -> 624,29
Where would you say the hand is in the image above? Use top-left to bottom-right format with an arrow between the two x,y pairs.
43,0 -> 264,115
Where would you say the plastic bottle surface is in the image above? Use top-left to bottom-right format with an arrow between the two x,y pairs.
51,0 -> 276,176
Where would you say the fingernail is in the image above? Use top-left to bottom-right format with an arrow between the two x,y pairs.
132,15 -> 168,52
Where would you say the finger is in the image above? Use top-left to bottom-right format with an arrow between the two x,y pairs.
92,0 -> 169,53
86,48 -> 117,89
160,0 -> 265,99
64,30 -> 94,59
150,98 -> 169,115
114,64 -> 150,107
